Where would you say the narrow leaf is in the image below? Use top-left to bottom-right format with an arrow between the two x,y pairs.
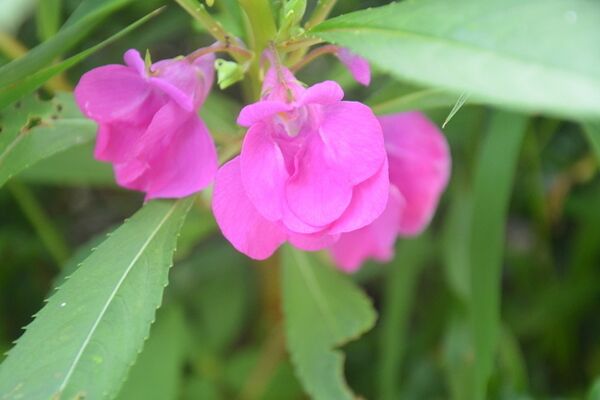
0,0 -> 130,88
0,93 -> 96,189
0,198 -> 193,399
469,112 -> 527,399
281,246 -> 376,400
0,7 -> 163,109
311,0 -> 600,118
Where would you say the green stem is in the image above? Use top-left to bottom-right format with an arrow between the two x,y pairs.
238,0 -> 277,100
305,0 -> 337,29
8,181 -> 70,268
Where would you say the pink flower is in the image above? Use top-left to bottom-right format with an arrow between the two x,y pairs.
74,49 -> 217,199
335,48 -> 371,86
212,64 -> 388,259
329,112 -> 451,272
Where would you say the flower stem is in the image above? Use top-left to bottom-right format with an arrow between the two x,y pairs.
290,44 -> 338,72
238,0 -> 277,100
305,0 -> 338,29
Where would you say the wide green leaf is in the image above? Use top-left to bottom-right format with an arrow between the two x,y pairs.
0,198 -> 193,399
115,305 -> 186,400
0,93 -> 96,189
281,246 -> 376,400
311,0 -> 600,118
469,112 -> 527,399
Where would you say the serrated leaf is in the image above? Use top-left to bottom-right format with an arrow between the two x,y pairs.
0,198 -> 193,400
0,93 -> 97,189
311,0 -> 600,118
469,112 -> 527,399
0,7 -> 162,109
281,246 -> 376,400
115,305 -> 186,400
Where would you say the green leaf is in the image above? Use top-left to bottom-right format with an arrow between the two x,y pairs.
0,7 -> 163,109
19,143 -> 114,186
172,242 -> 251,355
115,305 -> 186,400
311,0 -> 600,118
368,86 -> 458,115
589,378 -> 600,400
281,246 -> 376,400
36,0 -> 61,41
469,112 -> 527,399
0,93 -> 96,189
0,198 -> 193,399
0,0 -> 130,89
582,121 -> 600,162
378,236 -> 430,400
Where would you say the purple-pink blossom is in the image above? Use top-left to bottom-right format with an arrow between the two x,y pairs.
329,112 -> 451,272
212,64 -> 388,259
74,48 -> 217,199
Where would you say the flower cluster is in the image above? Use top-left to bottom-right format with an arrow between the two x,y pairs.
74,45 -> 450,271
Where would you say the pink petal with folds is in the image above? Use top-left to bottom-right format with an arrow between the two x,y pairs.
192,53 -> 216,101
329,157 -> 389,234
149,59 -> 203,112
94,121 -> 146,163
335,48 -> 371,86
74,65 -> 151,123
285,134 -> 354,227
145,116 -> 217,199
330,187 -> 405,272
319,101 -> 385,185
281,200 -> 327,234
380,112 -> 451,235
288,232 -> 339,251
299,81 -> 344,105
114,158 -> 148,192
213,158 -> 287,260
237,101 -> 292,127
240,123 -> 289,221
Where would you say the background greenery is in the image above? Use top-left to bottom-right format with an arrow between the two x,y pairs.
0,0 -> 599,399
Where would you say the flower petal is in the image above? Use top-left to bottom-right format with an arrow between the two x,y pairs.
94,121 -> 146,163
380,112 -> 451,235
319,101 -> 386,185
237,101 -> 292,127
329,157 -> 390,234
285,135 -> 354,226
74,64 -> 151,123
335,48 -> 371,86
145,116 -> 218,199
213,158 -> 287,259
329,186 -> 404,272
288,232 -> 339,251
240,122 -> 289,221
299,80 -> 344,105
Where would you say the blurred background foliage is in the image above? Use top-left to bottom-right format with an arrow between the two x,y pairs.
0,0 -> 599,399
